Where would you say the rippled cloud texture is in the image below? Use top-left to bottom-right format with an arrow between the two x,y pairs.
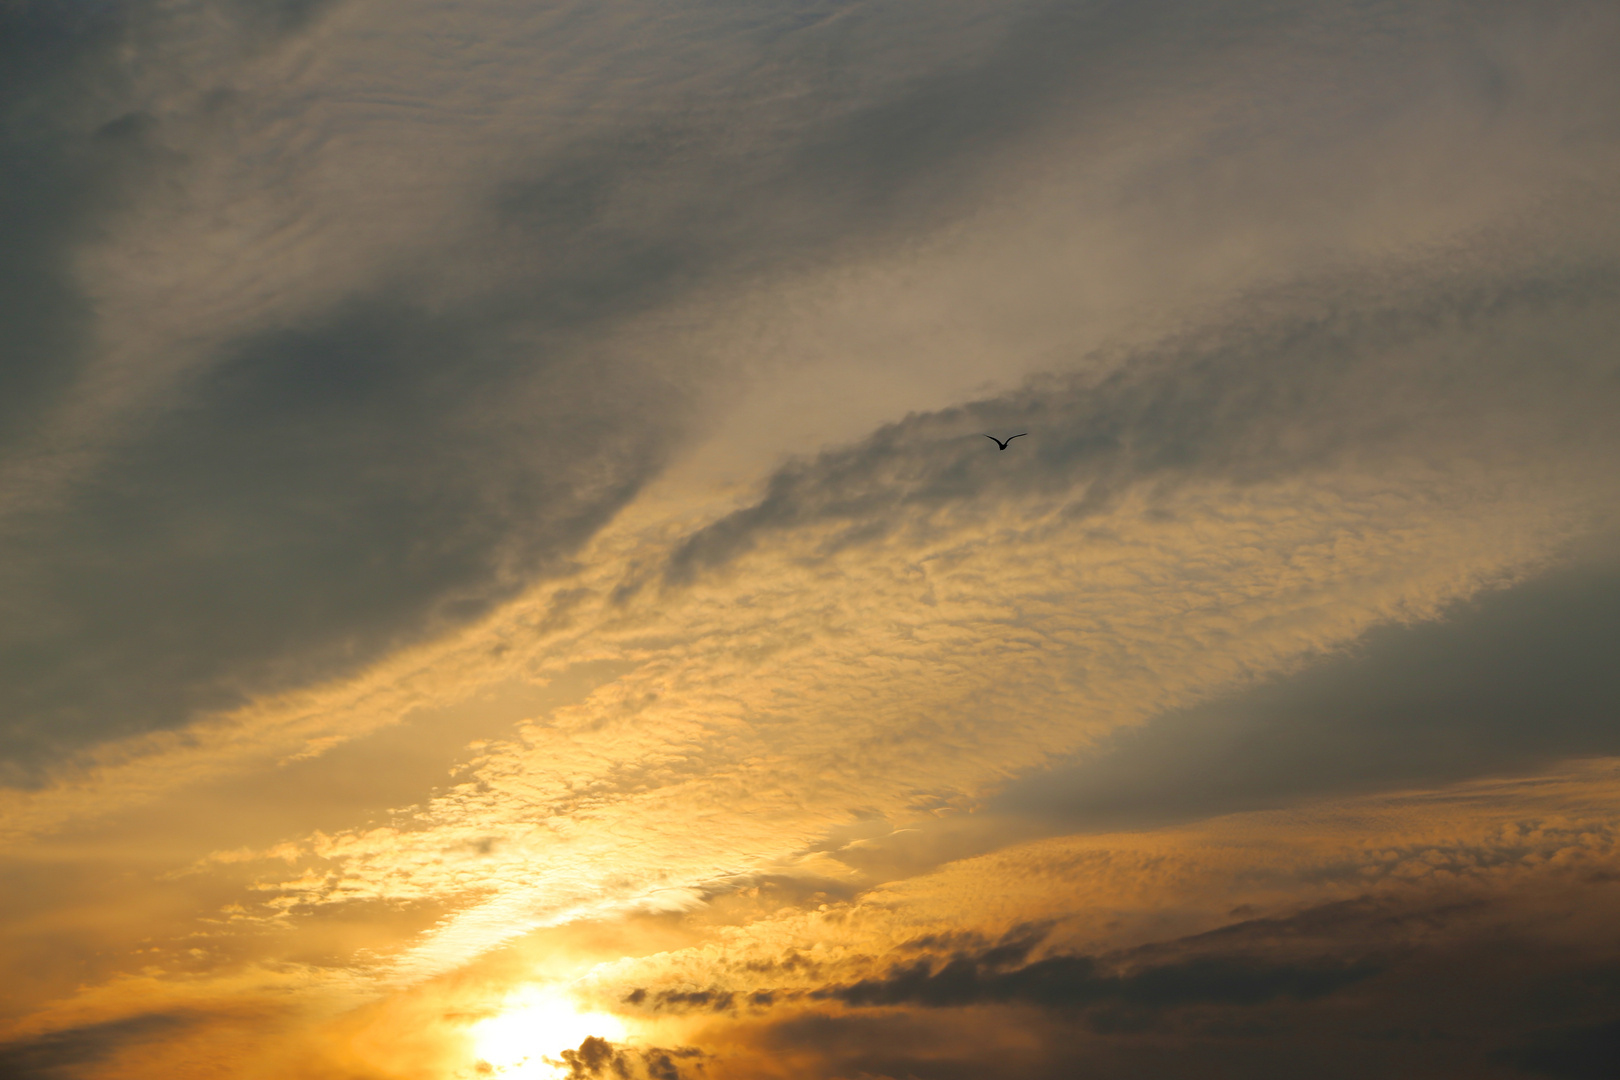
2,0 -> 1619,1077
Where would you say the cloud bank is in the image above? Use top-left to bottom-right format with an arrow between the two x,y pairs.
2,0 -> 1619,1078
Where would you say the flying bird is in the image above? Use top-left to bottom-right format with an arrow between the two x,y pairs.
984,433 -> 1028,450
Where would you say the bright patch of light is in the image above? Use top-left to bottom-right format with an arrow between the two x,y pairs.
470,986 -> 629,1078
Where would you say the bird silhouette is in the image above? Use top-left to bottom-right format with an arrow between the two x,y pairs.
984,433 -> 1028,450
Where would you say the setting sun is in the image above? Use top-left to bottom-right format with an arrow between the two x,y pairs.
470,987 -> 630,1078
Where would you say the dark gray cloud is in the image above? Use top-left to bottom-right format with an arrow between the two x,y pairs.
632,913 -> 1384,1018
997,554 -> 1620,829
0,0 -> 1170,777
1501,1019 -> 1620,1080
4,0 -> 1618,790
482,0 -> 1369,329
665,259 -> 1620,582
0,1 -> 338,445
818,942 -> 1376,1014
3,0 -> 1395,779
723,890 -> 1620,1080
559,1036 -> 700,1080
0,293 -> 680,777
0,2 -> 137,448
0,1011 -> 198,1079
0,5 -> 389,783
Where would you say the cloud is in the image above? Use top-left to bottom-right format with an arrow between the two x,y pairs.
7,0 -> 1619,787
1502,1020 -> 1620,1080
634,920 -> 1378,1016
0,0 -> 1338,779
577,756 -> 1620,1022
210,329 -> 1613,980
0,1012 -> 198,1080
997,553 -> 1620,830
661,879 -> 1620,1080
0,2 -> 150,451
0,0 -> 1056,778
559,1036 -> 701,1080
260,233 -> 1620,975
667,254 -> 1620,584
818,949 -> 1378,1013
0,291 -> 682,776
3,3 -> 1620,1077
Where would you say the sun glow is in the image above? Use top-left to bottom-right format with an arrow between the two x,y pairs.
470,986 -> 630,1078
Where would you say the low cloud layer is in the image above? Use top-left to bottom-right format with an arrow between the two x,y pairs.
583,767 -> 1620,1080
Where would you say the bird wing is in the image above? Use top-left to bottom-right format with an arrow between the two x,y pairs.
983,434 -> 1003,446
1006,433 -> 1028,442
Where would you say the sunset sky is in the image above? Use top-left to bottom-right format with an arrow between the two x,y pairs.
3,1 -> 1620,1077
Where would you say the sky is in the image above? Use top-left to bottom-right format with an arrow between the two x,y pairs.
1,0 -> 1619,1077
